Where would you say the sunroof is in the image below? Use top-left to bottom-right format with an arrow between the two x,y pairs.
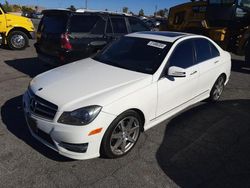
138,31 -> 187,38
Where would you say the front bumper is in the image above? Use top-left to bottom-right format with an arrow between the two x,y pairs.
22,91 -> 116,160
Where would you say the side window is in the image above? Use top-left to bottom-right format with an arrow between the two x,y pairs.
106,19 -> 113,34
194,38 -> 212,63
168,40 -> 194,69
110,17 -> 128,34
210,43 -> 220,58
128,18 -> 149,32
173,11 -> 185,25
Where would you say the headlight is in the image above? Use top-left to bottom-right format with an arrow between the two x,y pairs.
58,105 -> 102,125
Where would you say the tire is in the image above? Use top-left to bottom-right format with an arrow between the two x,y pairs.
101,110 -> 142,158
7,31 -> 29,50
245,40 -> 250,67
209,75 -> 225,102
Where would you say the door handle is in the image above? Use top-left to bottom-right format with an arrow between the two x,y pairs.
190,71 -> 197,75
214,60 -> 219,64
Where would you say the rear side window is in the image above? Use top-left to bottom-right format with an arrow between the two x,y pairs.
40,15 -> 67,33
110,17 -> 128,34
70,15 -> 105,34
128,18 -> 149,32
194,39 -> 212,63
168,40 -> 194,68
210,43 -> 220,58
106,19 -> 113,33
194,38 -> 220,63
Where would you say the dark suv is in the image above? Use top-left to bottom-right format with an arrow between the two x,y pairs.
35,9 -> 150,65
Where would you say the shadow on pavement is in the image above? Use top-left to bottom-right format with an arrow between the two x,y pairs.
231,59 -> 250,74
1,95 -> 72,162
5,57 -> 51,78
156,99 -> 250,188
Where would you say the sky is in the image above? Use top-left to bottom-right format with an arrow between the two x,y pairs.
5,0 -> 186,15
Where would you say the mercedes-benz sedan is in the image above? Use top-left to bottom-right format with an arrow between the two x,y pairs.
23,31 -> 231,160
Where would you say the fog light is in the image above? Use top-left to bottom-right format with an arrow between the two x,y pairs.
59,142 -> 88,153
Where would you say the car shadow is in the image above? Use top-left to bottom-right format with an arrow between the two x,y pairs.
1,95 -> 73,162
156,99 -> 250,188
4,57 -> 52,78
231,59 -> 250,74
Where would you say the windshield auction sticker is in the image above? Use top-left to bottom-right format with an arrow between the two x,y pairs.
147,41 -> 166,49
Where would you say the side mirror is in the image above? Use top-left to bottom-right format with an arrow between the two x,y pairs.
168,66 -> 186,77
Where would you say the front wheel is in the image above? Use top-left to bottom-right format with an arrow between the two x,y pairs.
7,31 -> 29,50
209,75 -> 225,102
101,110 -> 142,158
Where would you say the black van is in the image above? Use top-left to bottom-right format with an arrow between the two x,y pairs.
35,9 -> 150,66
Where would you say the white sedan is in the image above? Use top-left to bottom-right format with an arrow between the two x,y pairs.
23,31 -> 231,160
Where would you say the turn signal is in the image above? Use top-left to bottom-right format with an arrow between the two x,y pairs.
88,128 -> 103,136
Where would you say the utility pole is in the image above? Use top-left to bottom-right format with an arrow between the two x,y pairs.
85,0 -> 88,9
155,5 -> 158,17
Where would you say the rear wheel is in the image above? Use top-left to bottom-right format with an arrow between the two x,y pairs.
101,110 -> 142,158
245,40 -> 250,67
209,75 -> 225,102
7,31 -> 29,50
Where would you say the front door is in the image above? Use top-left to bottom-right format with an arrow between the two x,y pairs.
156,39 -> 199,117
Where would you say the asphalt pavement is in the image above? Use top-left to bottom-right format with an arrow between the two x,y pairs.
0,41 -> 250,188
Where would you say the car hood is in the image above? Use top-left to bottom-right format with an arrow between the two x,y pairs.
30,58 -> 152,111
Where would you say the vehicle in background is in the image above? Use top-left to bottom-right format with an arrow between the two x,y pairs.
163,0 -> 250,66
22,12 -> 43,19
143,17 -> 167,31
23,31 -> 231,160
35,9 -> 150,66
0,4 -> 35,50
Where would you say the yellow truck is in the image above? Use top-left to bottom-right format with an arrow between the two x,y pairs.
164,0 -> 250,66
0,4 -> 35,50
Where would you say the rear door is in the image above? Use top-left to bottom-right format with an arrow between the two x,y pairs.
193,38 -> 221,94
36,11 -> 68,56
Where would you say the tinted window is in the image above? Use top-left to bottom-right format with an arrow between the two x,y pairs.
110,17 -> 128,34
168,40 -> 194,68
210,43 -> 220,58
194,39 -> 212,63
106,19 -> 113,33
174,11 -> 185,25
128,18 -> 149,32
70,15 -> 105,34
41,15 -> 67,33
93,37 -> 171,74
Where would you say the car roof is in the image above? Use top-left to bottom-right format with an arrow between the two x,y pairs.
76,9 -> 132,16
127,31 -> 193,43
42,9 -> 133,17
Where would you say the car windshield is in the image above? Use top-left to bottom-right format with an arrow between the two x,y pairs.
93,36 -> 171,74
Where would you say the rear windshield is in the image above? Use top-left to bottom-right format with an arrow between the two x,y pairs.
39,15 -> 67,33
69,15 -> 105,34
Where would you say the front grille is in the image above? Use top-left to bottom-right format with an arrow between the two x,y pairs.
28,88 -> 58,120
